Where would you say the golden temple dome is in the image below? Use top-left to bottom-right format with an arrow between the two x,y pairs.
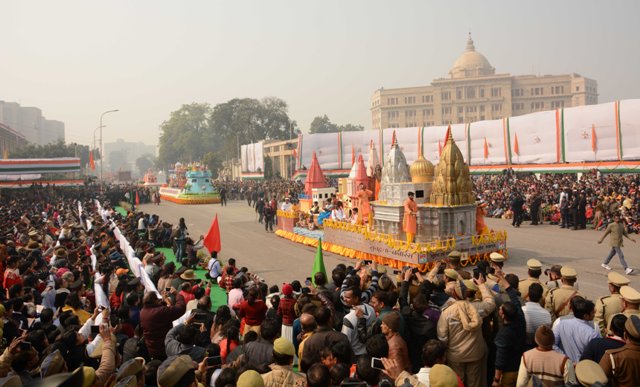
429,126 -> 475,206
449,34 -> 495,79
410,152 -> 434,183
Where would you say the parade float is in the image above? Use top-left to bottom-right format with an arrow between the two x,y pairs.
276,127 -> 506,270
140,169 -> 163,187
159,162 -> 221,204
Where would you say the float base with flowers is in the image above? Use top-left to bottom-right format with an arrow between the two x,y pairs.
275,215 -> 506,270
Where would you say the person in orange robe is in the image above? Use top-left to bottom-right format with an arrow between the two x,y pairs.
476,202 -> 489,235
403,192 -> 418,243
356,183 -> 374,225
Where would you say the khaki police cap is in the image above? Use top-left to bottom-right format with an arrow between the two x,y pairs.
526,259 -> 542,270
575,359 -> 607,387
444,269 -> 459,280
489,252 -> 505,262
448,250 -> 462,260
620,285 -> 640,304
625,315 -> 640,339
607,272 -> 630,287
560,266 -> 577,279
462,279 -> 478,292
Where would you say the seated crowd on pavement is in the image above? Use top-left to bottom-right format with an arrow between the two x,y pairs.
0,183 -> 638,387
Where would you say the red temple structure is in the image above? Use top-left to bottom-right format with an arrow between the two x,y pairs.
304,152 -> 328,196
353,154 -> 369,191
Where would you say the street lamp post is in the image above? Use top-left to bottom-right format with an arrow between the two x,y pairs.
99,109 -> 119,182
93,126 -> 104,154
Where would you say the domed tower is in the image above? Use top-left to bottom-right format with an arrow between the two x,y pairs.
380,131 -> 411,185
430,126 -> 475,206
449,34 -> 495,79
410,149 -> 434,183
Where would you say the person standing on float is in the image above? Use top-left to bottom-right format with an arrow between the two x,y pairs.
403,192 -> 418,243
356,183 -> 373,226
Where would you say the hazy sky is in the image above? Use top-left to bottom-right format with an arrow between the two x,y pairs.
2,0 -> 639,148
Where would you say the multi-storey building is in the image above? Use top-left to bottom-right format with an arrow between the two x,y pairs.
0,101 -> 65,145
371,35 -> 598,130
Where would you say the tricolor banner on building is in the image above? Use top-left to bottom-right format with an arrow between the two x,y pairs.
0,158 -> 81,174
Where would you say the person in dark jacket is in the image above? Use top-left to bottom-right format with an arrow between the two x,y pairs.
580,314 -> 627,363
139,290 -> 186,360
493,273 -> 526,387
398,270 -> 438,373
164,318 -> 207,362
300,306 -> 351,372
263,201 -> 274,232
511,192 -> 525,228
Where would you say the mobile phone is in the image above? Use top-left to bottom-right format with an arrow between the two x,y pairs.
91,325 -> 100,335
393,270 -> 400,275
305,277 -> 312,286
301,288 -> 310,294
165,287 -> 171,292
206,356 -> 222,367
20,342 -> 31,351
371,357 -> 385,370
363,260 -> 372,265
411,267 -> 419,274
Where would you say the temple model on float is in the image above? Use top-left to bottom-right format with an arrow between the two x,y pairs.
159,162 -> 221,204
276,126 -> 506,269
141,169 -> 163,187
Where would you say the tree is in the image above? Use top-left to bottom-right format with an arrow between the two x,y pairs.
309,115 -> 339,134
157,98 -> 295,168
135,153 -> 155,176
157,103 -> 213,168
308,115 -> 364,134
338,123 -> 365,132
202,152 -> 222,179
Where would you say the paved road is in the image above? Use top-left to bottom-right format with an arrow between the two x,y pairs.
138,200 -> 640,301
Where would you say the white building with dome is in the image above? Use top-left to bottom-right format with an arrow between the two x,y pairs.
371,34 -> 598,130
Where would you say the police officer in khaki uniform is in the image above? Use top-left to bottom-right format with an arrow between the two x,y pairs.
447,250 -> 471,280
600,315 -> 640,386
594,271 -> 629,336
518,259 -> 549,303
620,285 -> 640,319
544,266 -> 581,321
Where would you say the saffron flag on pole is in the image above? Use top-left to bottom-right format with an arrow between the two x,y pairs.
592,124 -> 597,152
351,145 -> 355,166
135,191 -> 140,206
513,133 -> 520,156
312,238 -> 326,285
89,150 -> 95,170
203,214 -> 221,253
438,139 -> 442,157
483,138 -> 489,159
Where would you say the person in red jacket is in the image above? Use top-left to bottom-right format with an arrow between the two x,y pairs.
278,283 -> 297,345
237,286 -> 267,336
140,289 -> 186,360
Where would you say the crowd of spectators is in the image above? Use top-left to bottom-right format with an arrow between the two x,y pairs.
474,170 -> 640,232
0,178 -> 638,387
